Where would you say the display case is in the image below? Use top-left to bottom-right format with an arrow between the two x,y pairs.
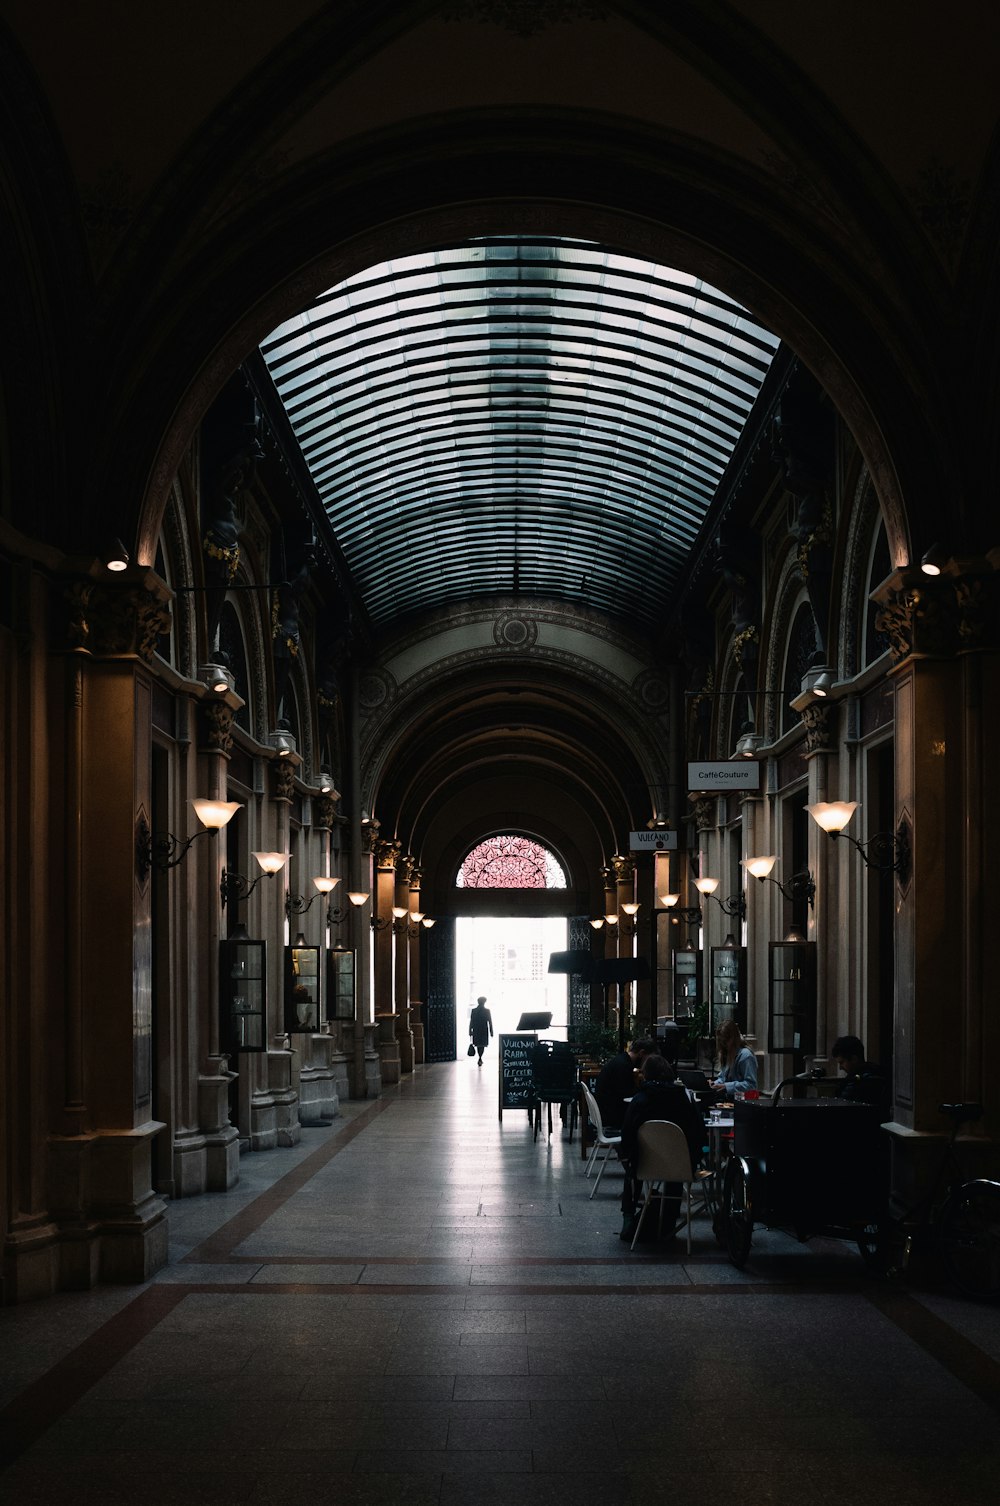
672,945 -> 700,1021
710,942 -> 746,1035
285,940 -> 321,1033
768,939 -> 817,1062
326,946 -> 356,1022
220,928 -> 266,1053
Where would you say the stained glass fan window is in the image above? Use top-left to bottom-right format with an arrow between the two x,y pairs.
456,835 -> 567,889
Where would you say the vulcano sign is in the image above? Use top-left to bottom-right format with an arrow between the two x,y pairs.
687,761 -> 761,791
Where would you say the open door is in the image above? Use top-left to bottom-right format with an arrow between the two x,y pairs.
423,915 -> 457,1062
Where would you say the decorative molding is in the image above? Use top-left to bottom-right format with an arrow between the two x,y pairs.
199,699 -> 234,756
272,758 -> 296,802
688,794 -> 715,832
314,793 -> 338,830
373,836 -> 401,869
492,612 -> 537,649
631,668 -> 670,715
799,700 -> 834,755
360,817 -> 381,856
872,574 -> 955,663
611,853 -> 635,884
840,468 -> 879,676
359,667 -> 398,712
65,579 -> 171,663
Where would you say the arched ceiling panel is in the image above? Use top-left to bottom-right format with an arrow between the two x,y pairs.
260,236 -> 779,632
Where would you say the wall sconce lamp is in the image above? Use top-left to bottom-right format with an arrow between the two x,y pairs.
806,802 -> 912,883
616,901 -> 641,936
221,850 -> 289,909
327,889 -> 370,926
694,875 -> 746,921
658,893 -> 703,927
136,798 -> 242,880
372,905 -> 409,932
742,855 -> 816,910
285,874 -> 340,919
318,766 -> 335,794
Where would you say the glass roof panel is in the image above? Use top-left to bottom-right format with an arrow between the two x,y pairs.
260,236 -> 779,630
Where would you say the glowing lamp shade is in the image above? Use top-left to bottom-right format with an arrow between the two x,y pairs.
391,906 -> 408,919
252,851 -> 289,875
743,855 -> 776,880
604,913 -> 619,926
621,902 -> 640,916
347,891 -> 369,907
191,798 -> 242,830
806,801 -> 859,834
411,912 -> 425,923
589,918 -> 605,930
421,917 -> 436,929
312,876 -> 339,894
658,893 -> 680,908
694,876 -> 719,895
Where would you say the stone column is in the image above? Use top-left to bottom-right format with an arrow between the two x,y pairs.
394,854 -> 415,1072
872,559 -> 999,1169
408,866 -> 425,1065
373,837 -> 402,1085
613,853 -> 638,1032
46,572 -> 172,1289
267,755 -> 300,1147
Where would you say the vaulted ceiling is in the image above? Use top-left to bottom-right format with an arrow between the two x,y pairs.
259,235 -> 780,636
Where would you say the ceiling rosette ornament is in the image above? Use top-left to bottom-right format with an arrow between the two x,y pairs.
493,614 -> 537,649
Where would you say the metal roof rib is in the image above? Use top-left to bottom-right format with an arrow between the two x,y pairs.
260,236 -> 779,631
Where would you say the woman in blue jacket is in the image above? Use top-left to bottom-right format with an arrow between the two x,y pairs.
711,1018 -> 758,1095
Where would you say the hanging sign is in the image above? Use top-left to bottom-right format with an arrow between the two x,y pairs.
628,830 -> 678,851
687,760 -> 761,791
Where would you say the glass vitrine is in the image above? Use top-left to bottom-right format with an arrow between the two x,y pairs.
220,928 -> 266,1053
768,939 -> 817,1062
672,946 -> 700,1021
285,940 -> 321,1033
709,943 -> 746,1035
326,946 -> 356,1022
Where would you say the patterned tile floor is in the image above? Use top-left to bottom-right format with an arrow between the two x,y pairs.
2,1059 -> 999,1503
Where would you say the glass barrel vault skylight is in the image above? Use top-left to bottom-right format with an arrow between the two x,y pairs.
260,237 -> 780,630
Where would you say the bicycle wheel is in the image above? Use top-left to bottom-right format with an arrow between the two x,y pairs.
939,1180 -> 1000,1301
722,1156 -> 753,1268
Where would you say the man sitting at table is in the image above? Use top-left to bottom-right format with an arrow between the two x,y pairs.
618,1053 -> 706,1242
831,1034 -> 889,1116
594,1036 -> 657,1133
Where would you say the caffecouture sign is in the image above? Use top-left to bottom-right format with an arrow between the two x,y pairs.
687,761 -> 761,792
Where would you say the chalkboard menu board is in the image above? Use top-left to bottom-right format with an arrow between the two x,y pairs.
498,1033 -> 537,1119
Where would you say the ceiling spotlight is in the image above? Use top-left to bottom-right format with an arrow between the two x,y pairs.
269,723 -> 297,758
102,538 -> 130,572
200,663 -> 232,694
812,670 -> 834,697
920,543 -> 948,576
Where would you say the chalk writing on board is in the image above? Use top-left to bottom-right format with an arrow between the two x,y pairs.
498,1033 -> 536,1118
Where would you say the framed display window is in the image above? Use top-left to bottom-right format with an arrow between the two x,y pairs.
285,940 -> 321,1033
220,929 -> 266,1053
709,942 -> 746,1036
672,946 -> 700,1021
768,940 -> 817,1064
326,947 -> 356,1022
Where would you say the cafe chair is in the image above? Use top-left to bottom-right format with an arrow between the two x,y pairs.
630,1120 -> 697,1254
529,1039 -> 579,1142
580,1083 -> 622,1198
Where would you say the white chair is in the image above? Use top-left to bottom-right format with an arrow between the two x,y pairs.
630,1119 -> 697,1253
581,1083 -> 622,1199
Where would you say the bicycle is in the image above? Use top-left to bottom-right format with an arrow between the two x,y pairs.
863,1101 -> 1000,1301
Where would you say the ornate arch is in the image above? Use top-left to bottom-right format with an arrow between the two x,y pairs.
155,478 -> 198,677
840,466 -> 890,676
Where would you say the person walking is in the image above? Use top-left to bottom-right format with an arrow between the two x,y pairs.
470,996 -> 493,1065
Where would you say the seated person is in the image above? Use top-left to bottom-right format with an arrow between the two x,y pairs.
594,1036 -> 657,1132
831,1034 -> 889,1116
711,1018 -> 758,1096
618,1053 -> 705,1241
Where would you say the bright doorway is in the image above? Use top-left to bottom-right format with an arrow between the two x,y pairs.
455,916 -> 568,1051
